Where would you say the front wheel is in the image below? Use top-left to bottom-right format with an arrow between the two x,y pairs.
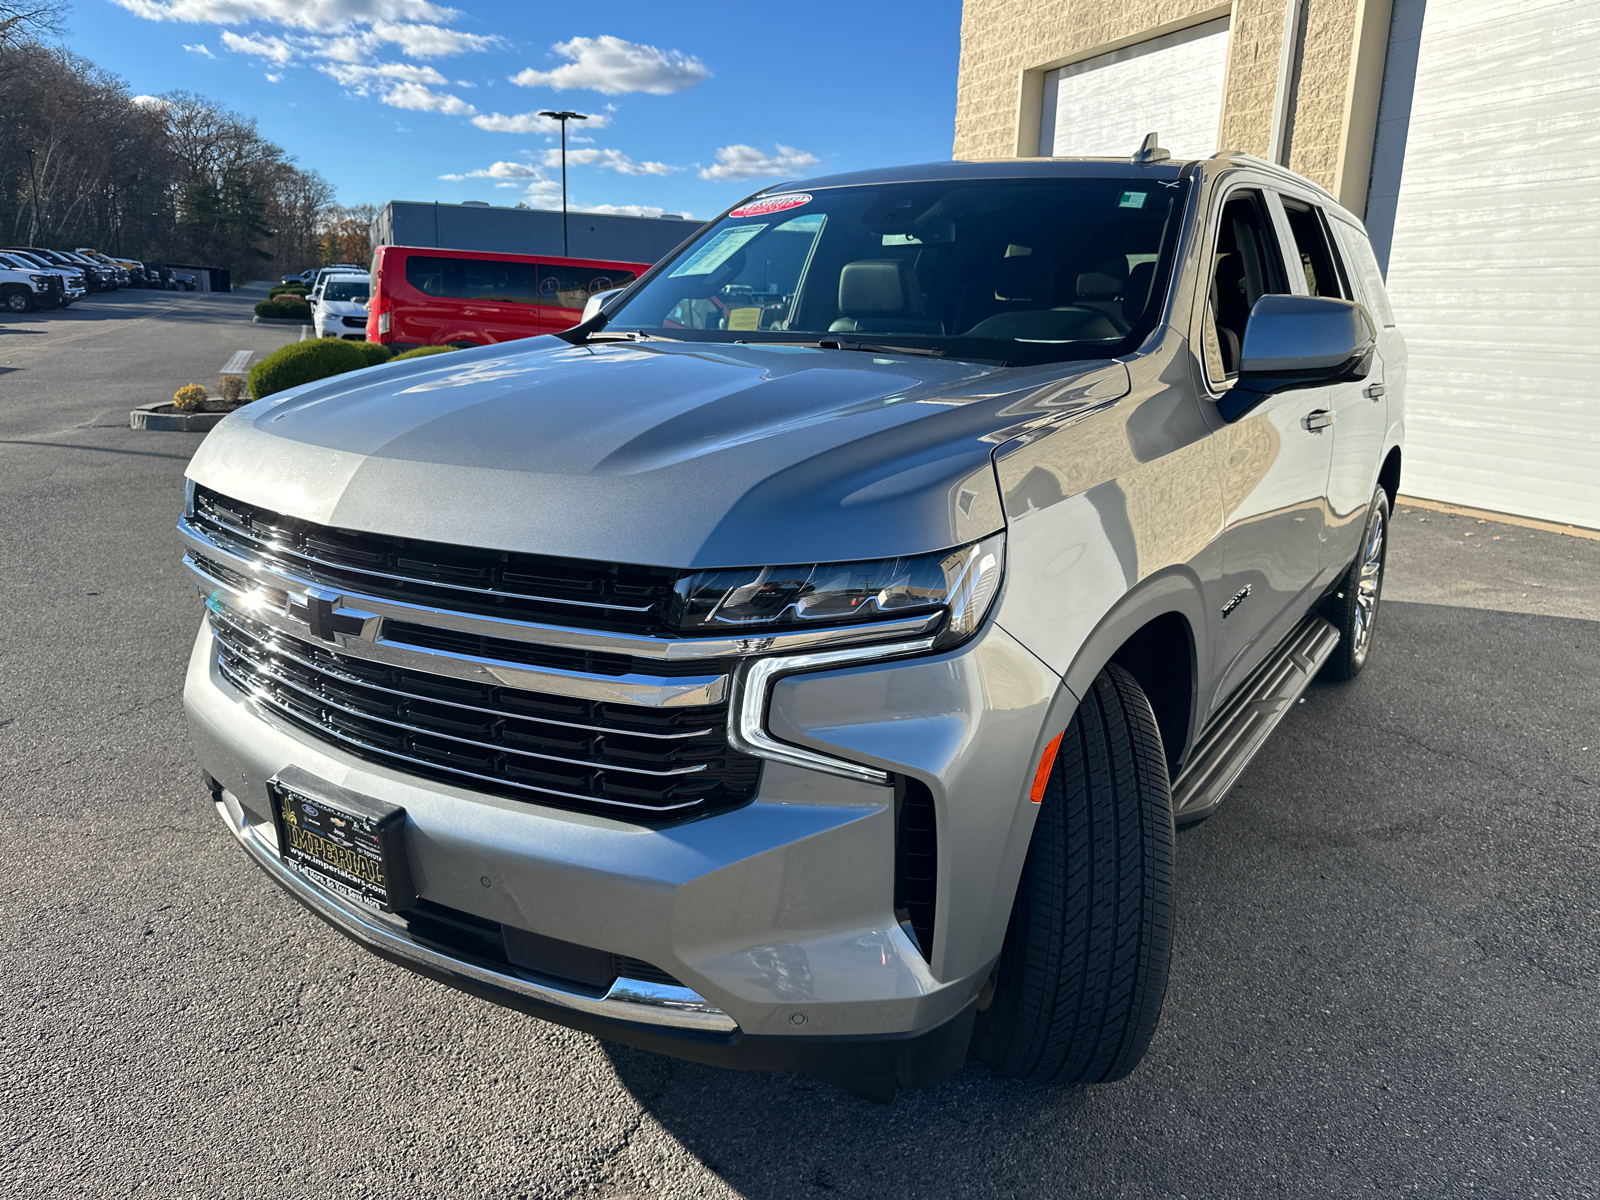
972,663 -> 1175,1085
3,288 -> 34,313
1320,487 -> 1390,681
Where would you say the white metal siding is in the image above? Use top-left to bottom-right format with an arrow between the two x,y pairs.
1382,0 -> 1600,528
1039,18 -> 1231,160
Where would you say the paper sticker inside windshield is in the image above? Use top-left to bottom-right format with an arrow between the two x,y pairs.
669,224 -> 766,277
729,193 -> 812,219
1118,191 -> 1148,209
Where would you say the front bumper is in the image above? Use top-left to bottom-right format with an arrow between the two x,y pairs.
184,583 -> 1065,1082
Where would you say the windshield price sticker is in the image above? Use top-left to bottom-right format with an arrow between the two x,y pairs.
669,224 -> 767,277
1118,191 -> 1149,209
728,193 -> 812,219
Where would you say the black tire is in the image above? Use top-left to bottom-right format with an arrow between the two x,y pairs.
972,663 -> 1175,1085
3,287 -> 34,313
1319,486 -> 1390,681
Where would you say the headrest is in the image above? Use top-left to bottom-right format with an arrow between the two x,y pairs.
993,254 -> 1051,302
1076,271 -> 1123,299
838,259 -> 913,315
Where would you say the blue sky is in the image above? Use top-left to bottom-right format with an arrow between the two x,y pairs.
68,1 -> 963,219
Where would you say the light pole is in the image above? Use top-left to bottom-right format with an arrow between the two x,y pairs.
538,110 -> 588,257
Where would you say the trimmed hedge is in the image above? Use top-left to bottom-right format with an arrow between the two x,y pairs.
269,284 -> 309,298
248,339 -> 373,400
392,344 -> 459,361
353,341 -> 393,366
254,298 -> 311,319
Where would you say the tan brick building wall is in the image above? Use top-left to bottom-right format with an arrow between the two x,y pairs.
954,0 -> 1390,212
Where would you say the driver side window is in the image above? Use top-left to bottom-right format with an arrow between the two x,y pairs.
1203,189 -> 1290,387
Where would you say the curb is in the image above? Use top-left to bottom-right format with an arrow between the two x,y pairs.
129,402 -> 228,432
253,315 -> 312,326
1396,495 -> 1600,542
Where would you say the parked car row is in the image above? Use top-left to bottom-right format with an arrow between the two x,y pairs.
0,245 -> 195,313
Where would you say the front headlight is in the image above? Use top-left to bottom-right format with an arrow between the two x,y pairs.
671,532 -> 1005,648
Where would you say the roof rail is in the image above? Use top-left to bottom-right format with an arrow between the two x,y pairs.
1209,151 -> 1338,201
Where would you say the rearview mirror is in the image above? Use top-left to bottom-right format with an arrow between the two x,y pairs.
1217,294 -> 1376,422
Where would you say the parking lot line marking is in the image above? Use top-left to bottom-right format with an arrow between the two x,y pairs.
221,350 -> 252,375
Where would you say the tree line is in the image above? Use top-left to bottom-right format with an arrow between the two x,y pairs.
1,4 -> 375,280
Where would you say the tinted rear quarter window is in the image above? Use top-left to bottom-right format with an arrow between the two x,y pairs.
1329,219 -> 1396,327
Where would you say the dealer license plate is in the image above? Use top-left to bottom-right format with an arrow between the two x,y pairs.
268,769 -> 414,912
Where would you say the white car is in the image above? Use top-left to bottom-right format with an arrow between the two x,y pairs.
311,272 -> 371,340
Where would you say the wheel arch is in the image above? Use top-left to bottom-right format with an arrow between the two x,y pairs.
1057,568 -> 1207,773
1378,445 -> 1402,510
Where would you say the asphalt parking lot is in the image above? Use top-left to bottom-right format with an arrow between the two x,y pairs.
2,289 -> 1597,1199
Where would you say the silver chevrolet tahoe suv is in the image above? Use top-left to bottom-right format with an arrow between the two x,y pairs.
181,148 -> 1403,1101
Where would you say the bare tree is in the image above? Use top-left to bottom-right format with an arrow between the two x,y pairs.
0,1 -> 66,46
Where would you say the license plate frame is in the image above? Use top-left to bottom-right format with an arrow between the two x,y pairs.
268,767 -> 415,912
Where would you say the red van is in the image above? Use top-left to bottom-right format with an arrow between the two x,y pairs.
367,246 -> 650,349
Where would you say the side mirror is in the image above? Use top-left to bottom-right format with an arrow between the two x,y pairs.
581,287 -> 625,324
1217,294 -> 1376,422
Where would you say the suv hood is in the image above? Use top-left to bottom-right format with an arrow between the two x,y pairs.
188,337 -> 1128,568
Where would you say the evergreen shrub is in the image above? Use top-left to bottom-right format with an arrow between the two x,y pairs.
248,339 -> 372,400
392,345 -> 459,361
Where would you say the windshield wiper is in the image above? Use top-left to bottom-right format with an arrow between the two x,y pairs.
818,338 -> 946,358
750,338 -> 1008,366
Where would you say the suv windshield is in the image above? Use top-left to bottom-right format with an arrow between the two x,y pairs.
605,176 -> 1189,365
323,280 -> 369,303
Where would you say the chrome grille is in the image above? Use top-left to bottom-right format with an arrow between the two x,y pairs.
208,604 -> 761,822
191,486 -> 678,633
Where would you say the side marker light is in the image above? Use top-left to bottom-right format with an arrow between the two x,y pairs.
1030,732 -> 1064,803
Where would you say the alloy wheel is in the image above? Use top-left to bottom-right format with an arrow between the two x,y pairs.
1352,506 -> 1386,662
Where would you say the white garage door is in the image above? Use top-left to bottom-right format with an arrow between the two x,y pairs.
1382,0 -> 1600,528
1039,18 -> 1230,160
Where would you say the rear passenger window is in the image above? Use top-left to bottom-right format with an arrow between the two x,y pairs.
405,255 -> 540,304
1329,220 -> 1396,327
536,264 -> 638,311
1280,198 -> 1348,299
1203,189 -> 1291,385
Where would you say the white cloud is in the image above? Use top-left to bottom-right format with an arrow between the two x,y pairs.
542,147 -> 671,177
320,60 -> 446,87
371,20 -> 495,56
110,0 -> 459,32
265,71 -> 284,81
131,94 -> 170,109
511,35 -> 708,95
582,204 -> 694,219
313,33 -> 370,61
439,160 -> 546,181
222,30 -> 295,62
699,143 -> 820,181
470,109 -> 610,135
183,41 -> 215,56
380,80 -> 476,114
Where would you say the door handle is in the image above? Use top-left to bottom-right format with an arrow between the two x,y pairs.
1364,383 -> 1386,400
1302,410 -> 1334,431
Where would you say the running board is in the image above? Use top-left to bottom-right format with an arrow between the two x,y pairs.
1171,614 -> 1341,825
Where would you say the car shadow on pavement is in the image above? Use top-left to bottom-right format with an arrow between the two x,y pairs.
597,600 -> 1600,1199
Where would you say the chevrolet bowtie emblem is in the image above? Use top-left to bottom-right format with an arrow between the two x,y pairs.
287,587 -> 369,643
